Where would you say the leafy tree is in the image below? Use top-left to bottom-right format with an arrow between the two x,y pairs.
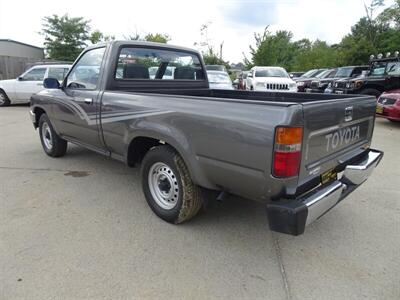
247,27 -> 296,70
41,14 -> 90,61
378,0 -> 400,28
125,32 -> 170,43
144,33 -> 170,43
244,0 -> 400,71
90,30 -> 115,44
292,40 -> 338,71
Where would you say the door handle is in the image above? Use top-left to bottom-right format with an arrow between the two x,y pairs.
37,83 -> 43,86
84,98 -> 93,105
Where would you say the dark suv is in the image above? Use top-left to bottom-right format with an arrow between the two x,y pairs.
310,66 -> 369,93
332,55 -> 400,97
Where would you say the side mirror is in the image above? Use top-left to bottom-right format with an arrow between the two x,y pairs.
43,78 -> 60,89
247,74 -> 253,78
17,76 -> 23,81
289,74 -> 294,78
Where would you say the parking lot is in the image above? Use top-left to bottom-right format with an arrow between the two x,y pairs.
1,105 -> 399,299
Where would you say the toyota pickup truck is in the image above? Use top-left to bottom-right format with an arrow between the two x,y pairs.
29,41 -> 383,235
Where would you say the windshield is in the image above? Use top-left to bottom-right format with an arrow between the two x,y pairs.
316,69 -> 333,78
300,69 -> 318,78
207,72 -> 231,84
335,67 -> 353,78
255,68 -> 288,78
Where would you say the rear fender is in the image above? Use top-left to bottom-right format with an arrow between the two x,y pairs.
125,124 -> 217,190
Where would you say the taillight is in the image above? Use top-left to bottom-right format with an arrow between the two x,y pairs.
273,127 -> 303,177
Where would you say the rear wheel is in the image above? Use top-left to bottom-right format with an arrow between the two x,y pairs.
141,145 -> 203,224
39,114 -> 67,157
360,88 -> 381,98
0,90 -> 10,107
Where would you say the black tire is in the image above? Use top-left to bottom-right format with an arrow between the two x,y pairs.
38,114 -> 67,157
141,145 -> 203,224
360,88 -> 381,98
0,89 -> 10,107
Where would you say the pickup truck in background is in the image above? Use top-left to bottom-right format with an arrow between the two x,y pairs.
30,41 -> 383,235
0,64 -> 71,107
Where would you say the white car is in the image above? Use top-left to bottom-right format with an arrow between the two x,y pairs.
0,64 -> 71,107
207,70 -> 234,90
246,66 -> 297,92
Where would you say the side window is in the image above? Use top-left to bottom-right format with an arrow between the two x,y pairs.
115,47 -> 205,80
22,68 -> 46,81
66,47 -> 105,89
387,62 -> 400,76
352,68 -> 362,76
48,67 -> 70,81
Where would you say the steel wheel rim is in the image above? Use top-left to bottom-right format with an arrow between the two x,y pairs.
0,93 -> 5,105
148,162 -> 179,210
42,122 -> 53,150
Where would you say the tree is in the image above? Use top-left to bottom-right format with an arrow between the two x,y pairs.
125,32 -> 170,43
378,0 -> 400,28
246,27 -> 300,71
90,30 -> 115,44
41,14 -> 90,61
144,33 -> 170,43
195,23 -> 229,68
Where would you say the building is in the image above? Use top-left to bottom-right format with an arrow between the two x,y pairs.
0,39 -> 44,80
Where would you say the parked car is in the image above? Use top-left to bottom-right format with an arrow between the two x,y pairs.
207,70 -> 234,90
331,54 -> 400,97
309,66 -> 369,93
0,64 -> 71,107
246,66 -> 297,92
289,71 -> 305,79
376,89 -> 400,122
30,41 -> 383,236
205,65 -> 227,72
295,68 -> 327,92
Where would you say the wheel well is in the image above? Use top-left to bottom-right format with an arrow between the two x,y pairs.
127,137 -> 164,167
0,88 -> 9,98
33,107 -> 46,128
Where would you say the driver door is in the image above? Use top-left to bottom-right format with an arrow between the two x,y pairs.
52,47 -> 106,152
15,67 -> 47,100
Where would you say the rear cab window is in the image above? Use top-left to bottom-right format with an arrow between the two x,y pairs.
114,47 -> 205,81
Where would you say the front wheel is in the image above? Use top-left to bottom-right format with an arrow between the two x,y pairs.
141,145 -> 203,224
39,114 -> 67,157
0,90 -> 10,107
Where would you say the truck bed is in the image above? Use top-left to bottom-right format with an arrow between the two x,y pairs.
113,88 -> 360,104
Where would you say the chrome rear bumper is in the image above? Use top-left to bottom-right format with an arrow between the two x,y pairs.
267,149 -> 383,235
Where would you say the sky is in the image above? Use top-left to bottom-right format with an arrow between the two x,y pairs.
0,0 -> 394,63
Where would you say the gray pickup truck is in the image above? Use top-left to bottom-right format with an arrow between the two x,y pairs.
30,41 -> 383,235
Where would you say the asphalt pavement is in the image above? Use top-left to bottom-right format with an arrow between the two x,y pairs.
1,105 -> 399,299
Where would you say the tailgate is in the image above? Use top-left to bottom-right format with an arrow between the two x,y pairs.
299,95 -> 376,185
